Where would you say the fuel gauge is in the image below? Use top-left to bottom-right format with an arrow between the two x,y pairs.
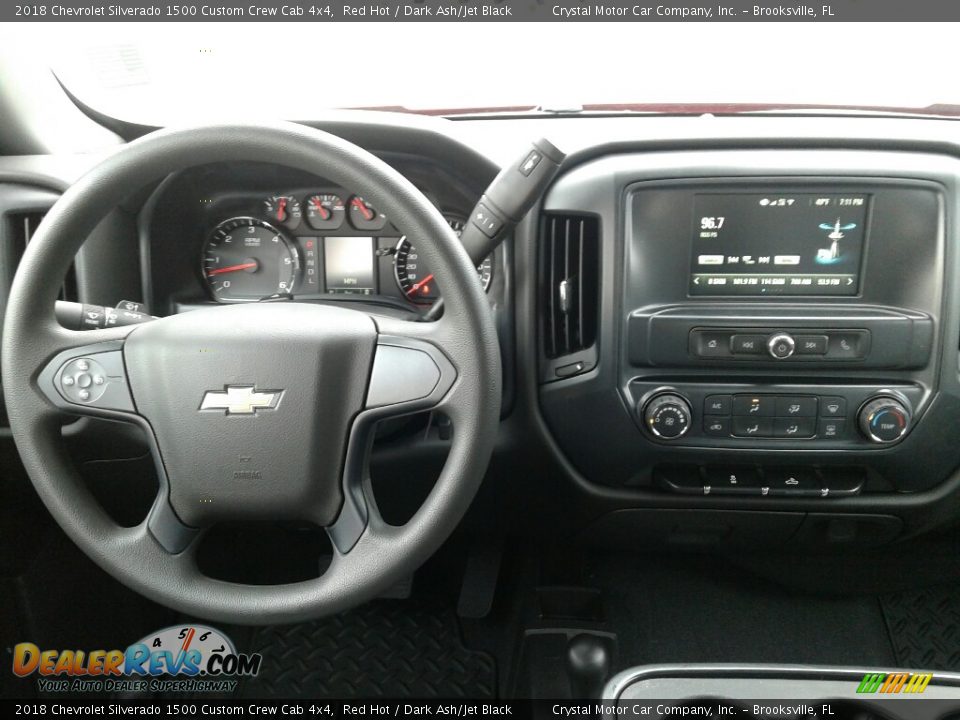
348,195 -> 387,231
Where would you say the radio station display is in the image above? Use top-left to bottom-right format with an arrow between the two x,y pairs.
689,193 -> 869,296
323,236 -> 376,295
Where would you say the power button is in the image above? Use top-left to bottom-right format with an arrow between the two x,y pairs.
767,333 -> 796,360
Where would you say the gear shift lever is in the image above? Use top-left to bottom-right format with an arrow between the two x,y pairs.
566,633 -> 612,700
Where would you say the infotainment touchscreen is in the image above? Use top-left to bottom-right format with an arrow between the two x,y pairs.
689,193 -> 869,296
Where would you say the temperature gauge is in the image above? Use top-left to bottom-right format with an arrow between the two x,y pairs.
305,193 -> 345,230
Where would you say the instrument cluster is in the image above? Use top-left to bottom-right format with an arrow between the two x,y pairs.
201,190 -> 493,305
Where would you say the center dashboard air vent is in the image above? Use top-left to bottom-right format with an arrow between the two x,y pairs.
539,213 -> 599,381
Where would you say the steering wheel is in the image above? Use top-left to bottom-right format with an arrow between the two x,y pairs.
1,122 -> 501,624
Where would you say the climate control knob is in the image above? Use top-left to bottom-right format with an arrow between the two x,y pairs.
858,397 -> 911,444
642,393 -> 692,440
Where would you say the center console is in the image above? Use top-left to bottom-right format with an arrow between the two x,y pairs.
536,149 -> 960,528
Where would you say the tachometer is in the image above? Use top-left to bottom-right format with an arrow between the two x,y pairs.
394,216 -> 493,304
202,217 -> 299,302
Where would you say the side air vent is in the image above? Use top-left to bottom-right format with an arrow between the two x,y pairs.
540,213 -> 599,380
6,211 -> 77,302
10,211 -> 44,252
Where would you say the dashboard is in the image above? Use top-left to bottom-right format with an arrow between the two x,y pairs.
7,112 -> 960,549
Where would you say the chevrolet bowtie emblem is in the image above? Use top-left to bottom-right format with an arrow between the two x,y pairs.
200,386 -> 283,415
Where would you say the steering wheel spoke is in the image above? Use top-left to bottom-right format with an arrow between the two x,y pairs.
326,321 -> 458,554
36,334 -> 139,422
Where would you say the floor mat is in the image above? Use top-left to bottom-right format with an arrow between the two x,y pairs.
589,553 -> 898,670
881,583 -> 960,671
241,600 -> 496,698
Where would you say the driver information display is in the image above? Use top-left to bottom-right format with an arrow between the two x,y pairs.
689,193 -> 869,296
324,236 -> 376,295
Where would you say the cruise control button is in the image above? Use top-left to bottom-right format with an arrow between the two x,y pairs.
795,335 -> 828,355
731,334 -> 766,354
775,396 -> 817,418
733,395 -> 775,417
704,416 -> 731,437
704,395 -> 732,415
733,417 -> 773,438
774,418 -> 816,439
819,397 -> 846,417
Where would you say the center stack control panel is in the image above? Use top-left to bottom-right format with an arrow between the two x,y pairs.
630,382 -> 924,450
538,154 -> 954,492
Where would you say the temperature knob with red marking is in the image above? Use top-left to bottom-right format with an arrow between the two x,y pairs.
858,397 -> 911,444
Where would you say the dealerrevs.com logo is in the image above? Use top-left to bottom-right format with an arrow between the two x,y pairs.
12,625 -> 262,694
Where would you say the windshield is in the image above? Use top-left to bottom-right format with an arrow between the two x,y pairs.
19,23 -> 960,124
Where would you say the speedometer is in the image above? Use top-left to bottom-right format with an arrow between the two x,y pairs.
394,216 -> 493,304
202,217 -> 299,302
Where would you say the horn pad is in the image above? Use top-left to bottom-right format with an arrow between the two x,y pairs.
124,303 -> 377,527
